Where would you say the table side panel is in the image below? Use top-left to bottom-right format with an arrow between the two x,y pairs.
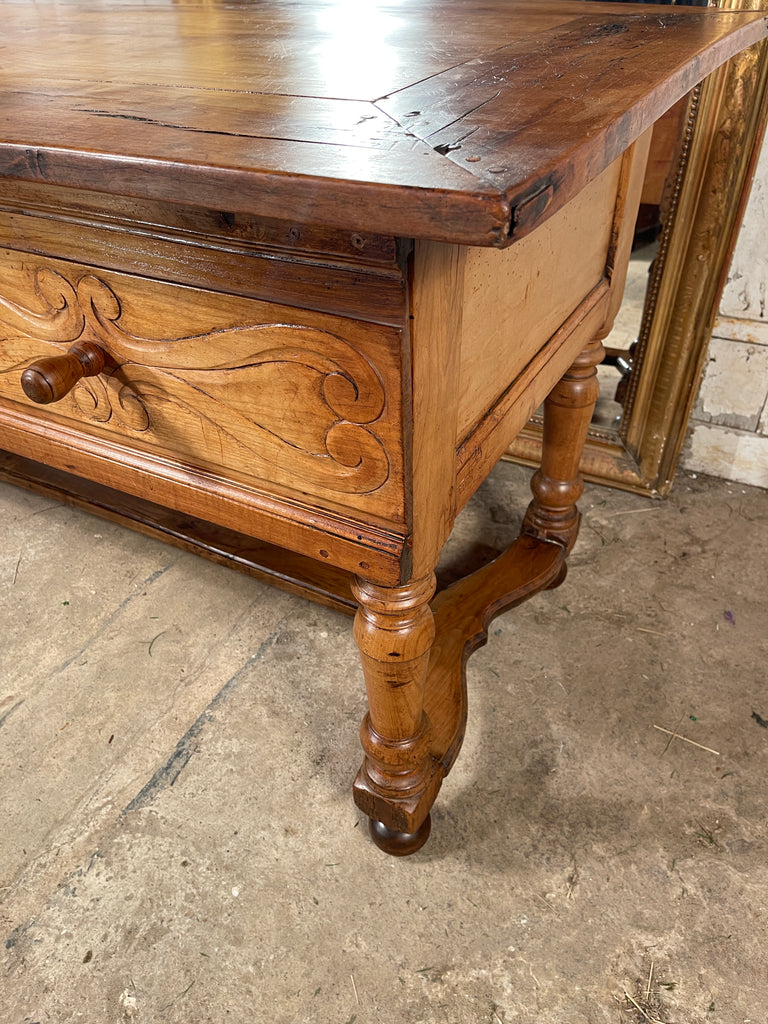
456,157 -> 622,442
456,130 -> 652,506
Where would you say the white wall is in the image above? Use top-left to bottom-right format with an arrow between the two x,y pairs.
682,132 -> 768,488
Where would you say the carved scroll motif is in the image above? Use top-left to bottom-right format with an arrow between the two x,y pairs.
0,266 -> 392,495
0,266 -> 84,341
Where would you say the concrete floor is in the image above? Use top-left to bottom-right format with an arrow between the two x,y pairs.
1,463 -> 766,1023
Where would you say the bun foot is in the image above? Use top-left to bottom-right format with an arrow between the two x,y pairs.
546,562 -> 568,590
368,814 -> 432,856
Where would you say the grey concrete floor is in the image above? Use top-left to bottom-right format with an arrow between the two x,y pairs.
1,463 -> 766,1024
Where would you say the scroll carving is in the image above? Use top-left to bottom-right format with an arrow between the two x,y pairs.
0,265 -> 393,495
0,266 -> 84,341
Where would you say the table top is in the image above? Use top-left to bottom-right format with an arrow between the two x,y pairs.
0,0 -> 766,246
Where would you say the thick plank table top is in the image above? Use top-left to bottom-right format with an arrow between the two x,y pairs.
1,0 -> 766,855
0,1 -> 765,245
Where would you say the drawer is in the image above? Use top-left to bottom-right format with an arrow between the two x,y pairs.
0,249 -> 408,531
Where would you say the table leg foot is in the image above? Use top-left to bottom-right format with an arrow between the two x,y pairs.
351,573 -> 441,849
368,813 -> 432,856
546,562 -> 568,590
352,537 -> 568,853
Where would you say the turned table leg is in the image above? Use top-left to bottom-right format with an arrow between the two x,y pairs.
351,334 -> 607,856
522,334 -> 605,553
351,572 -> 443,855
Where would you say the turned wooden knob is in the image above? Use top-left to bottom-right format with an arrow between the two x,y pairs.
21,340 -> 108,404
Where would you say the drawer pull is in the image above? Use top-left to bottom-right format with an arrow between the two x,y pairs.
21,341 -> 108,405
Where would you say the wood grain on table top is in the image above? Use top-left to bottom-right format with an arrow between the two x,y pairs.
0,0 -> 766,245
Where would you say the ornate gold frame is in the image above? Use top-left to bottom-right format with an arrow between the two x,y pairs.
506,0 -> 768,496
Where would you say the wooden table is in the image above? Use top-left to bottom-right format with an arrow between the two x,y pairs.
1,1 -> 765,855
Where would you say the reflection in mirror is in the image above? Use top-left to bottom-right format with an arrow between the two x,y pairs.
595,82 -> 692,434
528,2 -> 706,439
584,0 -> 711,433
594,242 -> 657,431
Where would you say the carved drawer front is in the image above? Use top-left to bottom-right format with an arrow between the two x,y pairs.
0,251 -> 407,525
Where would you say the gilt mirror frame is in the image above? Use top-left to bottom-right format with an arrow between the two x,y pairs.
506,0 -> 768,496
